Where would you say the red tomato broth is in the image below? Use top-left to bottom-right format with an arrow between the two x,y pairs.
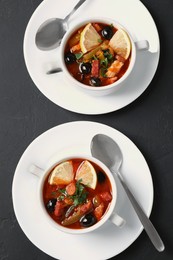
64,22 -> 131,87
43,158 -> 113,229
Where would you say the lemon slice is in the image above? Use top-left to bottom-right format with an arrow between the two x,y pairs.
109,28 -> 131,60
49,161 -> 74,185
80,23 -> 101,53
75,160 -> 97,189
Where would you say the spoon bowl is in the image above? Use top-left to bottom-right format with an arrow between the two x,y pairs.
35,18 -> 67,51
91,134 -> 122,171
35,0 -> 87,50
91,133 -> 165,252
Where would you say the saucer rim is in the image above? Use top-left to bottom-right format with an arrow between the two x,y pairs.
12,121 -> 153,260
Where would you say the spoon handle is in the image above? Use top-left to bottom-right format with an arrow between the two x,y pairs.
64,0 -> 87,22
115,170 -> 165,252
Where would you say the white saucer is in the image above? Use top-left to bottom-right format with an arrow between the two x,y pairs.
24,0 -> 160,115
12,121 -> 153,260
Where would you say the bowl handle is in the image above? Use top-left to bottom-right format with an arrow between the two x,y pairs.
109,212 -> 126,228
135,40 -> 149,51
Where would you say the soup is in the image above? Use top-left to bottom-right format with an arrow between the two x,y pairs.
43,159 -> 112,229
64,22 -> 131,87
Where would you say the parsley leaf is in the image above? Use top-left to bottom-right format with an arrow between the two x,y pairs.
98,38 -> 103,43
71,179 -> 88,206
75,52 -> 83,60
58,195 -> 65,201
103,50 -> 113,61
101,57 -> 108,68
100,67 -> 107,78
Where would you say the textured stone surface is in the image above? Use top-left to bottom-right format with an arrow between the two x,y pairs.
0,0 -> 173,259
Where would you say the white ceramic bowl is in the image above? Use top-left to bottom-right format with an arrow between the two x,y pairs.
29,155 -> 125,234
58,17 -> 149,96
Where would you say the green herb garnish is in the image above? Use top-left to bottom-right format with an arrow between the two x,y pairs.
58,188 -> 67,195
71,179 -> 88,206
98,38 -> 103,43
56,179 -> 88,207
101,57 -> 108,68
75,52 -> 83,60
58,195 -> 65,201
100,67 -> 107,78
92,55 -> 98,60
51,191 -> 58,196
103,50 -> 113,61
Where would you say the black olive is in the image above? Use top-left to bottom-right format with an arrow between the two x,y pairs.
80,213 -> 97,228
90,77 -> 101,87
101,26 -> 114,40
46,199 -> 57,213
97,171 -> 106,183
65,52 -> 76,64
79,62 -> 92,74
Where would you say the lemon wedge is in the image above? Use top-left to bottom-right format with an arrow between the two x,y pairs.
80,23 -> 101,53
109,28 -> 131,60
75,160 -> 97,189
49,161 -> 74,185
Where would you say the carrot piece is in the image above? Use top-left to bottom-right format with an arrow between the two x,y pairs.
66,182 -> 76,196
64,197 -> 74,205
70,43 -> 81,53
93,23 -> 102,32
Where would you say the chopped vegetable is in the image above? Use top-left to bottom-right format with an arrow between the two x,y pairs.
106,60 -> 124,77
70,43 -> 81,53
80,200 -> 93,214
83,41 -> 108,61
93,23 -> 102,32
62,201 -> 93,226
68,30 -> 82,48
100,191 -> 112,202
65,205 -> 75,218
105,76 -> 118,85
75,52 -> 83,60
66,182 -> 76,196
96,50 -> 104,61
61,207 -> 82,226
94,202 -> 104,220
116,54 -> 126,63
54,201 -> 65,217
91,60 -> 100,77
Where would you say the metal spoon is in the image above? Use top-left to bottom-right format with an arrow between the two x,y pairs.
35,0 -> 87,51
91,134 -> 165,252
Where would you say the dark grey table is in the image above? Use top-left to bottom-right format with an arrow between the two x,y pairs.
0,0 -> 173,259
